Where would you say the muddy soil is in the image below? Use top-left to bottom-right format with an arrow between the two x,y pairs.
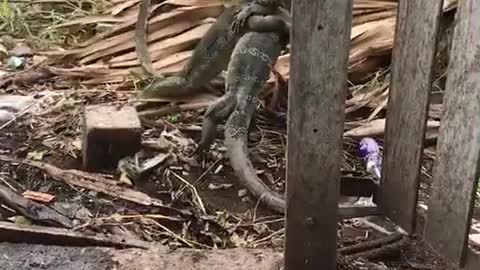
0,238 -> 460,270
0,92 -> 466,270
0,243 -> 114,270
0,243 -> 283,270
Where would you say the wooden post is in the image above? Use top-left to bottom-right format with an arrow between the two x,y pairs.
285,0 -> 353,269
424,0 -> 480,266
380,0 -> 443,234
465,249 -> 480,270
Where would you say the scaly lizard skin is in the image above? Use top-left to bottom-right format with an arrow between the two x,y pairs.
222,30 -> 289,213
135,0 -> 156,77
135,0 -> 291,101
196,7 -> 290,153
217,9 -> 373,217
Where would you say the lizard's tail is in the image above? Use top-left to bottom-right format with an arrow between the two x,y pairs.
135,0 -> 164,78
224,109 -> 286,214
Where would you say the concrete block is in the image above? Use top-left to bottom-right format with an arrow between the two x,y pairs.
82,104 -> 142,171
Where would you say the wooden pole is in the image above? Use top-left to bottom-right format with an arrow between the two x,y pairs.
381,0 -> 443,234
284,0 -> 353,269
424,0 -> 480,266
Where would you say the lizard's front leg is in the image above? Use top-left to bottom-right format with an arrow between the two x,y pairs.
231,4 -> 256,33
136,74 -> 191,100
246,14 -> 291,36
231,3 -> 282,34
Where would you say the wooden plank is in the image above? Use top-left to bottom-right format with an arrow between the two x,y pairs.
340,176 -> 378,197
338,206 -> 382,219
284,0 -> 353,269
380,0 -> 443,234
424,0 -> 480,266
465,249 -> 480,270
0,221 -> 150,249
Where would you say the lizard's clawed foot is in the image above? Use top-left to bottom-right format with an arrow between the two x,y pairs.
231,5 -> 254,33
268,68 -> 286,110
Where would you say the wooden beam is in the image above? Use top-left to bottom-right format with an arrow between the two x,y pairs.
339,176 -> 378,197
338,206 -> 381,219
465,249 -> 480,270
380,0 -> 443,234
284,0 -> 353,269
0,221 -> 150,249
424,0 -> 480,266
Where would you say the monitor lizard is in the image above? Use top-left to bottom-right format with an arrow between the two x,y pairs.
134,0 -> 291,101
222,28 -> 289,213
194,6 -> 291,153
215,12 -> 373,218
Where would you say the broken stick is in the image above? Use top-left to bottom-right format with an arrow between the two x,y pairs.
0,221 -> 150,249
0,184 -> 73,228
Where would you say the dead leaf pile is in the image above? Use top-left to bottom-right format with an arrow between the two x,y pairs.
0,0 -> 460,252
44,0 -> 457,83
45,0 -> 401,85
35,0 -> 456,120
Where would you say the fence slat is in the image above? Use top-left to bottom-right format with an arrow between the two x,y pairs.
424,0 -> 480,266
381,0 -> 443,234
284,0 -> 353,269
465,249 -> 480,270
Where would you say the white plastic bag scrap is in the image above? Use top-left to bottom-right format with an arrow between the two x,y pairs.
0,95 -> 34,112
0,94 -> 35,125
0,109 -> 14,123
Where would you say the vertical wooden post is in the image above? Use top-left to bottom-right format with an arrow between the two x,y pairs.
424,0 -> 480,266
381,0 -> 443,234
465,249 -> 480,270
285,0 -> 352,269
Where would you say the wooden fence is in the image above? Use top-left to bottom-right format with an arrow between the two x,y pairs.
285,0 -> 480,269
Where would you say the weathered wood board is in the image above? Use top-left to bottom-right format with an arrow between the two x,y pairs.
424,0 -> 480,266
381,0 -> 443,234
285,0 -> 353,269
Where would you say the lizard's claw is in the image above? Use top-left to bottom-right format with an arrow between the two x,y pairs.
231,7 -> 253,33
269,68 -> 286,110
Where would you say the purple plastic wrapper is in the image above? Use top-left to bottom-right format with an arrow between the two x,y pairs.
358,138 -> 382,181
358,138 -> 379,158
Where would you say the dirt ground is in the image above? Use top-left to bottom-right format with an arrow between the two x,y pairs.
0,3 -> 478,269
0,239 -> 458,270
0,88 -> 470,270
0,243 -> 114,270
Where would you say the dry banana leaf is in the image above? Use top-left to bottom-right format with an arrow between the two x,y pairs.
44,0 -> 457,113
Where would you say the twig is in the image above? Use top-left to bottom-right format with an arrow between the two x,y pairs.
0,176 -> 18,192
170,170 -> 207,215
367,90 -> 389,121
344,236 -> 409,260
253,194 -> 264,222
0,60 -> 48,84
192,159 -> 220,186
250,228 -> 285,246
91,213 -> 186,223
237,217 -> 284,227
0,100 -> 38,131
0,184 -> 73,228
171,159 -> 219,204
148,218 -> 210,249
0,155 -> 188,216
0,221 -> 150,249
352,217 -> 400,235
339,232 -> 404,255
122,214 -> 186,221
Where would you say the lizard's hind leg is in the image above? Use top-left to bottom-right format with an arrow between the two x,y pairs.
137,75 -> 191,100
195,91 -> 237,154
